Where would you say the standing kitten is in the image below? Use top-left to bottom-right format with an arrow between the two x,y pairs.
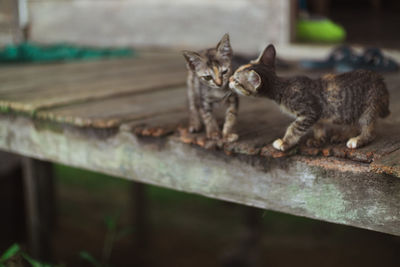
229,44 -> 390,151
182,34 -> 239,142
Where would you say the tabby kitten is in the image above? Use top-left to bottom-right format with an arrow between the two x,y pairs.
182,34 -> 239,142
229,44 -> 390,151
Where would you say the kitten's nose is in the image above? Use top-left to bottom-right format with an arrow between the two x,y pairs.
229,76 -> 234,83
215,77 -> 222,86
213,66 -> 222,86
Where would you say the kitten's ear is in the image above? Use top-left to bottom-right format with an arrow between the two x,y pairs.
248,70 -> 261,90
182,50 -> 203,71
216,33 -> 232,60
255,44 -> 276,67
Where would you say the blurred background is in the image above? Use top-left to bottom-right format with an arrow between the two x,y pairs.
1,0 -> 400,266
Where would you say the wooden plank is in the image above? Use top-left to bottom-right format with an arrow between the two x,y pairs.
175,97 -> 292,152
121,108 -> 188,137
1,114 -> 400,236
0,67 -> 186,113
0,53 -> 399,171
0,56 -> 184,91
371,149 -> 400,178
0,51 -> 182,80
35,87 -> 187,128
0,63 -> 185,100
173,96 -> 400,164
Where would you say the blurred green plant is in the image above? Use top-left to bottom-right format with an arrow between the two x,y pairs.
0,243 -> 63,267
0,243 -> 20,267
80,213 -> 133,267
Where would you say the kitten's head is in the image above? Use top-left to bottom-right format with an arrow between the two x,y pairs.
229,44 -> 276,96
182,33 -> 233,89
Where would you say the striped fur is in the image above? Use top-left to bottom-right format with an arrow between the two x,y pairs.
182,34 -> 239,141
229,44 -> 390,151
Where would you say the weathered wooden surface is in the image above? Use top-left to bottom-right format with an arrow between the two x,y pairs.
0,52 -> 400,235
371,149 -> 400,178
1,115 -> 400,236
0,56 -> 186,113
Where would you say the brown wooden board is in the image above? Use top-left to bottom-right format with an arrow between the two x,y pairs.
0,53 -> 399,178
0,56 -> 184,93
0,53 -> 186,113
371,149 -> 400,178
35,87 -> 187,128
1,51 -> 400,235
0,51 -> 182,80
173,98 -> 400,167
0,68 -> 186,113
122,109 -> 188,137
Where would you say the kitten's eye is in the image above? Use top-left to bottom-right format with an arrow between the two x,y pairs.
203,75 -> 213,81
221,69 -> 228,75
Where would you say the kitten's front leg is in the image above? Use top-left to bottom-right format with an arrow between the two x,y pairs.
222,94 -> 239,142
187,73 -> 202,133
273,115 -> 318,151
200,100 -> 220,140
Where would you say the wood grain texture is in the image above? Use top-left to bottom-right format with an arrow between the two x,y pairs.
0,56 -> 186,113
35,87 -> 187,128
1,114 -> 400,236
0,53 -> 400,237
371,149 -> 400,178
0,54 -> 182,83
0,54 -> 399,176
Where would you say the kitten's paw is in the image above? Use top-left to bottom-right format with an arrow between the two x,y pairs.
223,133 -> 239,143
306,138 -> 325,147
207,131 -> 221,140
346,137 -> 359,149
189,121 -> 202,133
272,138 -> 289,151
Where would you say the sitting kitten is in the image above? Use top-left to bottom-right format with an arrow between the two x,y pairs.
182,34 -> 239,142
229,44 -> 390,151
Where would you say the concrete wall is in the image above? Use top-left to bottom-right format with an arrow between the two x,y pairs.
0,0 -> 19,45
28,0 -> 293,53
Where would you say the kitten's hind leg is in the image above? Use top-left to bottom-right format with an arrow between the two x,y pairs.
346,112 -> 376,149
306,122 -> 327,147
222,94 -> 239,142
273,115 -> 318,151
329,125 -> 357,144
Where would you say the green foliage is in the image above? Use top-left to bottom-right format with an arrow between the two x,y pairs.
80,212 -> 133,267
21,253 -> 54,267
0,243 -> 64,267
79,251 -> 102,267
0,243 -> 20,263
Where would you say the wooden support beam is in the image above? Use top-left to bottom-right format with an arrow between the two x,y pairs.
132,181 -> 149,249
221,207 -> 263,267
22,157 -> 54,261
